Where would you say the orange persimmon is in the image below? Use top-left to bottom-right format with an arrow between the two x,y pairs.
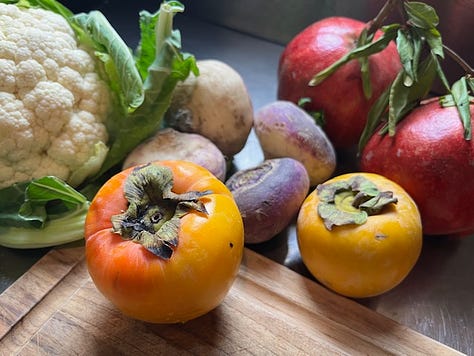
84,160 -> 244,323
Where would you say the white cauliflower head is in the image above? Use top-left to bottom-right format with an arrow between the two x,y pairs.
0,4 -> 111,189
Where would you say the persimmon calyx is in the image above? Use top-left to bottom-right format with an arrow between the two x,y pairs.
111,164 -> 212,259
317,175 -> 397,230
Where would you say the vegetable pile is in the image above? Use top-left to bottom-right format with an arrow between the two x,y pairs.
0,0 -> 473,314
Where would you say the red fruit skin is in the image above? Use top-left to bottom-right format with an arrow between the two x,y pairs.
360,100 -> 474,236
278,17 -> 401,148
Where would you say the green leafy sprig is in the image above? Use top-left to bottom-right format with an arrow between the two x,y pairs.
309,0 -> 474,151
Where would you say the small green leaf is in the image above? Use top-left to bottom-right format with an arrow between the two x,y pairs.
385,53 -> 438,136
298,97 -> 312,107
411,34 -> 422,82
451,76 -> 472,140
423,28 -> 444,58
396,28 -> 415,86
405,1 -> 439,29
358,84 -> 391,152
388,71 -> 410,135
357,28 -> 372,99
297,98 -> 325,126
439,94 -> 454,107
432,51 -> 451,92
467,77 -> 474,93
359,56 -> 372,99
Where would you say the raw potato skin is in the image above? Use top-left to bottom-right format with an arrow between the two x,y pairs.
122,128 -> 227,181
254,100 -> 336,186
165,59 -> 254,157
226,158 -> 310,244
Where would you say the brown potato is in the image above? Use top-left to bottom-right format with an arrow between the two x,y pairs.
123,128 -> 227,181
165,59 -> 254,157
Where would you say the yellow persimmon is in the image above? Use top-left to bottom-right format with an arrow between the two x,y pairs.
296,172 -> 422,298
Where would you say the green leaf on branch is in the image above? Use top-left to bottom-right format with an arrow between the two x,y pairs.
396,28 -> 415,86
467,77 -> 474,93
358,51 -> 439,150
309,24 -> 400,88
357,28 -> 374,99
387,71 -> 412,136
358,85 -> 391,151
385,53 -> 438,136
357,1 -> 472,151
441,77 -> 472,140
404,1 -> 439,29
423,28 -> 444,58
405,2 -> 443,59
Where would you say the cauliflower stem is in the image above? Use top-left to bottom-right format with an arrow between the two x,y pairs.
0,0 -> 197,248
0,203 -> 90,249
0,176 -> 89,248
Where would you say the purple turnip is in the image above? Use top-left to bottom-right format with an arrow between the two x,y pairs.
226,158 -> 310,244
254,100 -> 336,186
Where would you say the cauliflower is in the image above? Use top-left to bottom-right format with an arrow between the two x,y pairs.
0,0 -> 198,249
0,3 -> 110,189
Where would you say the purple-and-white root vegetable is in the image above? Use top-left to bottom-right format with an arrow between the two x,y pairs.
254,100 -> 336,186
226,157 -> 310,244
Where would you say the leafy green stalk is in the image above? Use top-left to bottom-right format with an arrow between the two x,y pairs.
0,204 -> 89,249
73,11 -> 145,112
0,177 -> 89,248
93,1 -> 198,177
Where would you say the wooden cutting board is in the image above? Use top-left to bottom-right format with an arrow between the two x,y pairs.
0,246 -> 460,355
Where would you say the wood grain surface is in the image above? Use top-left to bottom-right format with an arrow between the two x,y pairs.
0,247 -> 461,355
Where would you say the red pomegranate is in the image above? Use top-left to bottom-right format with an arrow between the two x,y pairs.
278,17 -> 401,149
360,98 -> 474,236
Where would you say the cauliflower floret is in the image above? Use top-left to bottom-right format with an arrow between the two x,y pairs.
0,4 -> 111,189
